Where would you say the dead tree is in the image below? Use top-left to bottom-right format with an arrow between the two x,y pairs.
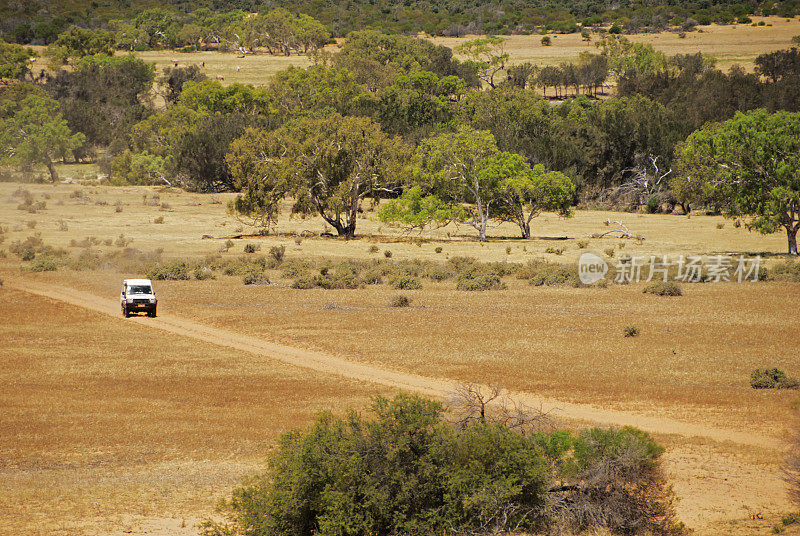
589,220 -> 644,240
448,383 -> 551,434
616,154 -> 672,207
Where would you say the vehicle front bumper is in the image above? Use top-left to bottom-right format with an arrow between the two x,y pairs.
125,300 -> 157,312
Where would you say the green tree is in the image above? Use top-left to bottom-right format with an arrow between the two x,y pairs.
178,79 -> 272,116
596,35 -> 668,81
157,64 -> 207,106
395,126 -> 500,241
46,25 -> 115,65
45,54 -> 155,147
455,37 -> 509,88
480,152 -> 575,238
677,109 -> 800,254
0,94 -> 85,182
228,114 -> 409,237
0,39 -> 37,79
267,65 -> 372,120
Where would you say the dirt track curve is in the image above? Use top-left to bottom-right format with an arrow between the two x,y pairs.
6,276 -> 784,451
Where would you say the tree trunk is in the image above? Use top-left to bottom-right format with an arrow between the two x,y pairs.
46,160 -> 58,183
326,215 -> 357,238
518,219 -> 530,239
788,226 -> 798,255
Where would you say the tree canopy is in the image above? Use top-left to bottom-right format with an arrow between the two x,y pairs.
228,114 -> 410,236
676,108 -> 800,254
0,93 -> 85,182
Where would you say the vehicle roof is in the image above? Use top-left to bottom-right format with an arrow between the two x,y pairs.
123,279 -> 153,285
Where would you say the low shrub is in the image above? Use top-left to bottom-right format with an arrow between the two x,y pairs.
291,273 -> 318,289
643,281 -> 683,296
434,246 -> 443,253
750,368 -> 799,390
384,250 -> 392,258
623,324 -> 640,337
389,274 -> 422,290
243,243 -> 260,253
147,261 -> 191,280
194,266 -> 215,280
456,264 -> 506,291
389,295 -> 410,307
269,245 -> 286,263
521,260 -> 576,287
368,245 -> 379,253
153,216 -> 164,224
281,259 -> 314,278
243,269 -> 269,285
28,256 -> 58,272
767,260 -> 800,282
447,256 -> 477,274
604,247 -> 615,258
577,240 -> 589,249
423,264 -> 451,281
544,246 -> 564,255
362,267 -> 383,285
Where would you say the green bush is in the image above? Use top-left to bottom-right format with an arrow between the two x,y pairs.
750,368 -> 799,389
291,273 -> 318,289
281,258 -> 314,278
423,264 -> 451,281
147,261 -> 191,280
203,395 -> 683,536
28,256 -> 58,272
203,394 -> 551,536
521,260 -> 576,287
361,267 -> 383,285
389,274 -> 422,290
645,196 -> 660,213
643,281 -> 683,296
242,269 -> 268,285
456,266 -> 505,291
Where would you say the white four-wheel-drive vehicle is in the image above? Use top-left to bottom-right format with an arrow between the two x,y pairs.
121,278 -> 157,317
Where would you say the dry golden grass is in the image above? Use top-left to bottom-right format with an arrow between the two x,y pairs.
439,16 -> 800,72
2,181 -> 799,534
0,287 -> 385,536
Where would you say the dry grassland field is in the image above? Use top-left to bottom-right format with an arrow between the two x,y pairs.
1,181 -> 800,536
26,16 -> 800,88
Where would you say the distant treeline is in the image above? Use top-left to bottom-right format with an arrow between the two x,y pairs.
2,0 -> 799,43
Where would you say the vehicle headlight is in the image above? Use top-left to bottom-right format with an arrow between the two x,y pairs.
149,298 -> 156,303
126,298 -> 133,303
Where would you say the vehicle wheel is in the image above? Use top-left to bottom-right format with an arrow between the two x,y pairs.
122,305 -> 130,318
147,308 -> 157,318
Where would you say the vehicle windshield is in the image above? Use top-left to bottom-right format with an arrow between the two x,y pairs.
129,285 -> 153,295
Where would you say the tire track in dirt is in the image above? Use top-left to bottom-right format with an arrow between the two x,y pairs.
7,276 -> 784,451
